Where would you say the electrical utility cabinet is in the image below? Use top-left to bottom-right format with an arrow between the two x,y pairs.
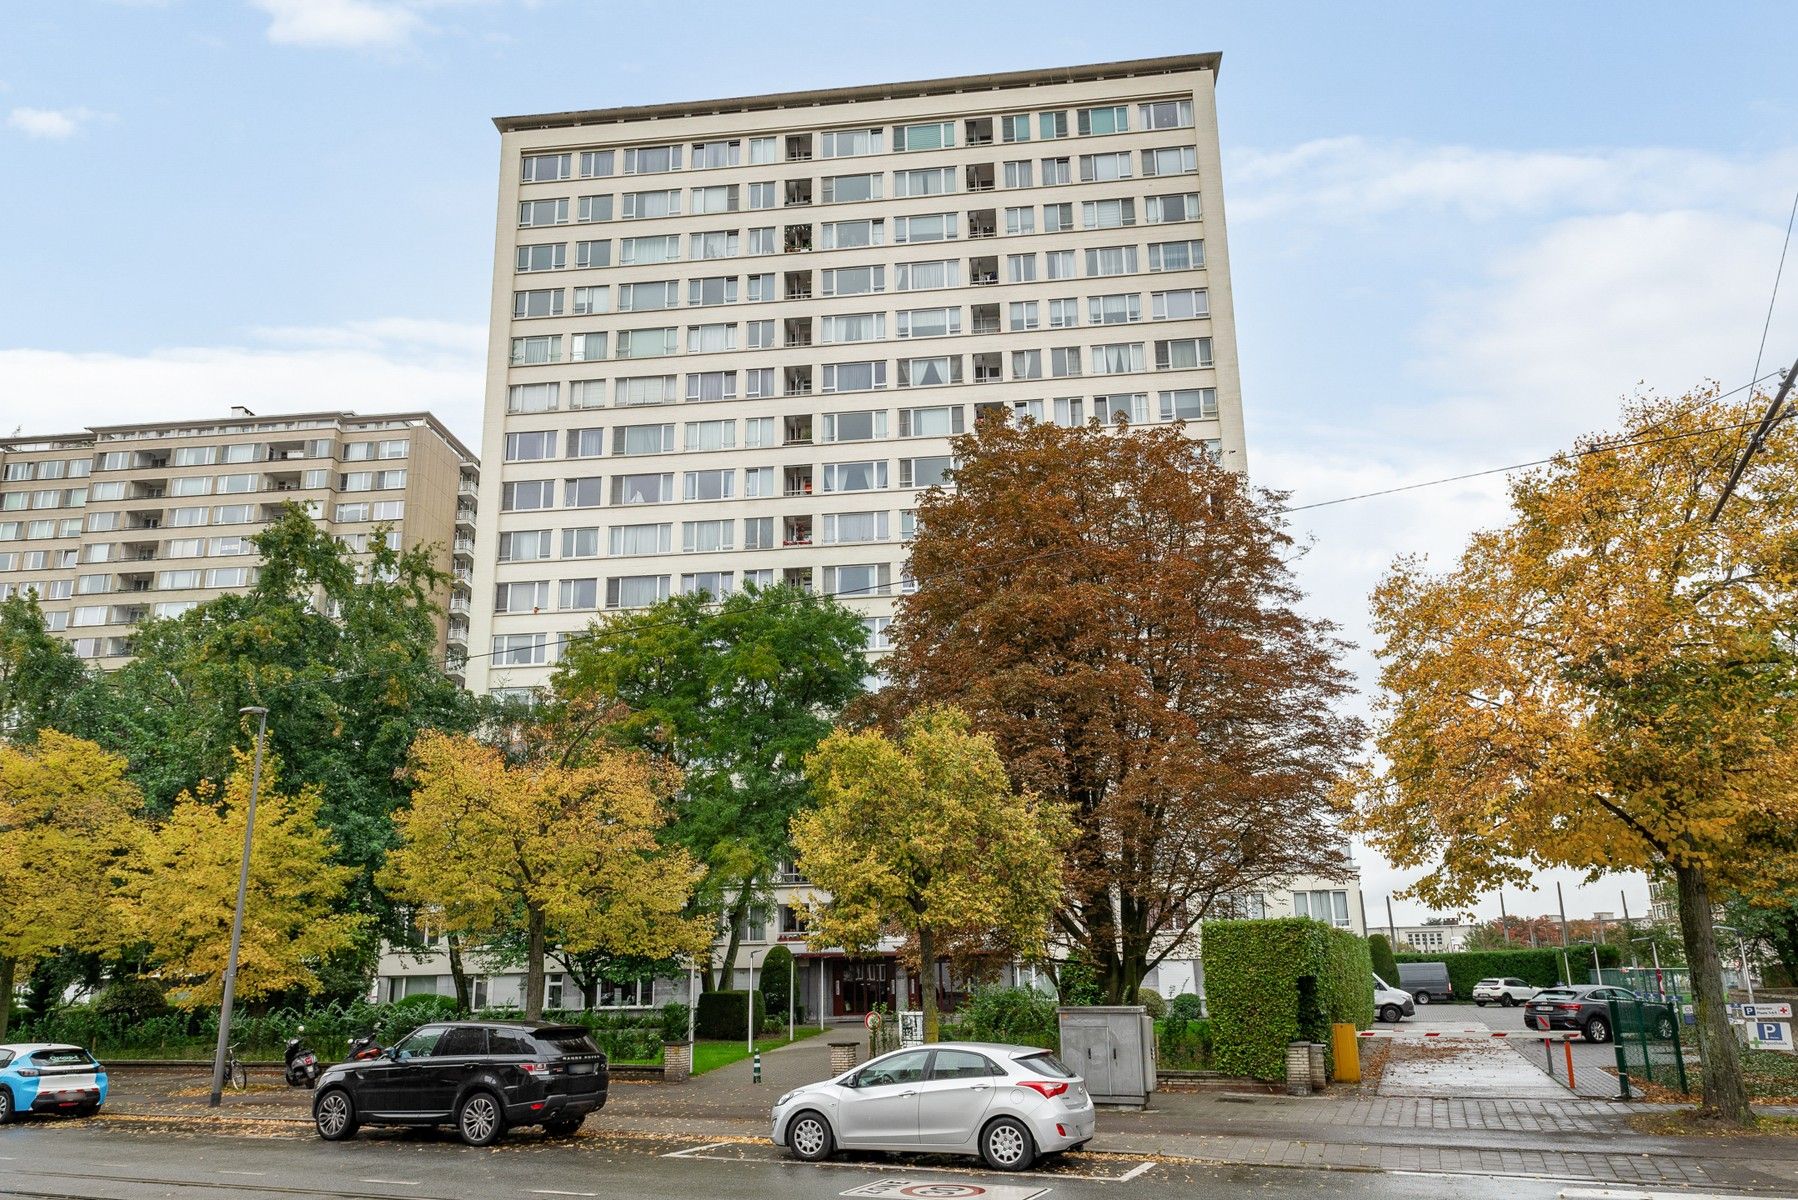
1057,1005 -> 1157,1106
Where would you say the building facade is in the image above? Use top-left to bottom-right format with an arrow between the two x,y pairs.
0,409 -> 478,674
467,54 -> 1243,696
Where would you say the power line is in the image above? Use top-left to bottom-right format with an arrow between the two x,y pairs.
1711,185 -> 1798,521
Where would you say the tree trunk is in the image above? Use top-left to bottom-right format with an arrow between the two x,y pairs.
0,956 -> 13,1042
716,877 -> 755,996
1675,862 -> 1753,1123
919,926 -> 939,1043
446,934 -> 472,1012
524,906 -> 547,1021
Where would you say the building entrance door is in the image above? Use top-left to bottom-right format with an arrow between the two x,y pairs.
833,958 -> 894,1015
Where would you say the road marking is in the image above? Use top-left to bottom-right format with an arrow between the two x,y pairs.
841,1182 -> 1052,1199
1116,1162 -> 1155,1182
661,1141 -> 735,1158
531,1191 -> 599,1197
219,1170 -> 269,1176
358,1179 -> 421,1187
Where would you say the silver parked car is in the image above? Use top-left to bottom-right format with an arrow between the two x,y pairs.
770,1042 -> 1095,1171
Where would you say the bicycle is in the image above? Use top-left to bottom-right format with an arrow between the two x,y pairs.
224,1044 -> 248,1091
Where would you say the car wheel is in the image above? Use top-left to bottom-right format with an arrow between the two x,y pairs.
313,1088 -> 359,1141
1474,1000 -> 1487,1007
1413,991 -> 1431,1006
981,1116 -> 1037,1172
1500,995 -> 1516,1008
0,1086 -> 14,1124
1584,1015 -> 1611,1044
786,1110 -> 834,1162
457,1091 -> 506,1147
541,1116 -> 584,1138
1655,1014 -> 1676,1041
1381,1004 -> 1401,1024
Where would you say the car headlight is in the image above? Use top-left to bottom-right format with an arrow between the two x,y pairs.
775,1090 -> 799,1107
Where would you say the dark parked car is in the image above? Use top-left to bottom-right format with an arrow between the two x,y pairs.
312,1021 -> 607,1146
1522,985 -> 1678,1044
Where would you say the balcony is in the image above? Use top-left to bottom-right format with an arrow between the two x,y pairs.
965,163 -> 996,192
455,504 -> 476,526
784,179 -> 813,206
783,416 -> 813,445
783,515 -> 813,547
446,620 -> 469,644
783,317 -> 812,348
453,535 -> 476,556
453,565 -> 473,585
459,477 -> 478,497
967,208 -> 997,239
964,117 -> 994,147
782,567 -> 814,593
785,134 -> 813,162
783,467 -> 814,498
448,596 -> 470,616
784,224 -> 813,253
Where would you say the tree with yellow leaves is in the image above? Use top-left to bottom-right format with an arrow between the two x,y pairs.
381,723 -> 712,1020
794,706 -> 1073,1042
1354,387 -> 1798,1124
126,748 -> 363,1008
0,731 -> 144,1039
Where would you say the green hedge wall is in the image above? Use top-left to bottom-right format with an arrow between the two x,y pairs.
1368,934 -> 1400,982
695,990 -> 763,1040
1202,918 -> 1374,1082
1394,946 -> 1622,997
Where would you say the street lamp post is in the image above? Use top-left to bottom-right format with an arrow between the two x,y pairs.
1715,925 -> 1755,1006
788,950 -> 795,1043
209,706 -> 268,1108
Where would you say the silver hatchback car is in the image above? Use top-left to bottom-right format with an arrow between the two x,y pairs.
770,1041 -> 1095,1172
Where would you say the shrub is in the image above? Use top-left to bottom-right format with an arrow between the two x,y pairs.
1135,988 -> 1166,1017
1168,993 -> 1204,1023
1202,917 -> 1373,1081
660,1001 -> 692,1043
375,994 -> 463,1044
1368,934 -> 1400,983
1055,957 -> 1103,1006
695,991 -> 762,1040
1156,1015 -> 1212,1069
1393,946 -> 1623,997
95,978 -> 170,1025
956,986 -> 1059,1050
760,946 -> 793,1019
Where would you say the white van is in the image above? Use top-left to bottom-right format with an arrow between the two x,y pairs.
1373,973 -> 1416,1023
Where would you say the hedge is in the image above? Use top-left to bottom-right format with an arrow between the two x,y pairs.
1368,934 -> 1400,983
695,990 -> 763,1040
760,946 -> 794,1021
1394,946 -> 1622,997
1202,917 -> 1374,1082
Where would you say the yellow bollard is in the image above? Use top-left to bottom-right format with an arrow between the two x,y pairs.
1331,1022 -> 1361,1084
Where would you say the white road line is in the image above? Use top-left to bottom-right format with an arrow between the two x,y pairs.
357,1180 -> 421,1187
1116,1161 -> 1156,1182
219,1170 -> 269,1177
530,1191 -> 599,1197
661,1141 -> 735,1158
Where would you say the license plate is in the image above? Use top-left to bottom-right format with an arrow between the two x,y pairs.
568,1062 -> 597,1075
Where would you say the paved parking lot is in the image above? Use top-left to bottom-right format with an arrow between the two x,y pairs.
1389,1001 -> 1633,1099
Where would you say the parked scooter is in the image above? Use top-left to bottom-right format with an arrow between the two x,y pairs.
284,1027 -> 321,1089
346,1034 -> 383,1062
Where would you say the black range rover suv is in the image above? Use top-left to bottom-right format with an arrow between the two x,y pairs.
313,1021 -> 608,1146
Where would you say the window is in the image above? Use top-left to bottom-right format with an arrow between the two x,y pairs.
575,239 -> 611,268
569,379 -> 607,410
1052,396 -> 1084,427
897,307 -> 960,338
494,580 -> 549,613
1293,889 -> 1352,928
559,578 -> 599,610
1141,99 -> 1194,130
616,375 -> 677,407
501,480 -> 554,512
1148,240 -> 1204,271
821,410 -> 889,441
519,198 -> 569,227
744,465 -> 775,496
1079,152 -> 1132,182
898,405 -> 963,437
606,574 -> 670,608
613,423 -> 675,456
1003,160 -> 1033,189
1155,338 -> 1213,370
691,139 -> 740,169
826,562 -> 891,597
743,416 -> 774,448
748,319 -> 775,349
687,322 -> 737,353
894,121 -> 953,152
1041,156 -> 1072,186
1051,346 -> 1082,378
522,152 -> 571,182
1157,390 -> 1215,422
822,218 -> 884,249
1083,198 -> 1136,229
1008,301 -> 1039,331
171,447 -> 217,467
1001,113 -> 1031,143
1011,349 -> 1041,380
508,382 -> 559,414
747,272 -> 776,300
745,368 -> 774,398
498,530 -> 552,561
748,181 -> 775,209
894,167 -> 955,197
1033,250 -> 1068,282
1146,192 -> 1201,223
1152,288 -> 1209,320
821,460 -> 888,492
619,235 -> 680,265
170,476 -> 212,497
685,420 -> 735,452
895,259 -> 957,291
682,519 -> 733,552
821,313 -> 884,343
1142,145 -> 1199,178
821,361 -> 886,393
623,144 -> 682,174
504,430 -> 557,461
492,632 -> 550,666
1006,253 -> 1036,283
820,128 -> 883,158
1089,293 -> 1141,324
573,285 -> 610,315
607,523 -> 670,556
690,184 -> 739,214
571,332 -> 608,361
1003,206 -> 1035,236
680,571 -> 733,598
1095,392 -> 1149,423
580,149 -> 615,178
691,230 -> 739,260
513,289 -> 564,319
822,173 -> 881,203
822,265 -> 886,296
71,606 -> 108,627
894,213 -> 955,243
685,371 -> 737,402
619,280 -> 679,311
1093,342 -> 1146,374
617,326 -> 678,358
1039,111 -> 1068,139
747,227 -> 776,259
516,242 -> 566,272
79,572 -> 113,593
577,194 -> 614,222
563,476 -> 604,508
749,136 -> 777,164
1077,105 -> 1127,136
611,472 -> 673,505
1085,245 -> 1139,277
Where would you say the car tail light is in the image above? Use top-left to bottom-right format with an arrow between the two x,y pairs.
14,1069 -> 38,1079
1557,1003 -> 1582,1011
1020,1080 -> 1069,1099
1056,1124 -> 1068,1137
521,1061 -> 550,1076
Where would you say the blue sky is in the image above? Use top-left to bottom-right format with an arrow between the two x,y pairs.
6,0 -> 1797,928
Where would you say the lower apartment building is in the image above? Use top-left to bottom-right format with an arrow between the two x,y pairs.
0,409 -> 479,675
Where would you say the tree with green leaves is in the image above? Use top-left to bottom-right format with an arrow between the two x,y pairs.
0,592 -> 90,742
794,706 -> 1073,1042
553,585 -> 867,990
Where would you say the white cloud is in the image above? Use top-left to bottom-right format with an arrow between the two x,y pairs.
6,106 -> 101,139
0,320 -> 485,448
252,0 -> 428,49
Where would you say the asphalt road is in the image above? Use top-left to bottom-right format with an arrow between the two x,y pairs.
1408,1000 -> 1656,1096
0,1119 -> 1619,1200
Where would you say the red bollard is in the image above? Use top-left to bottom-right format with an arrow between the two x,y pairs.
1563,1037 -> 1576,1090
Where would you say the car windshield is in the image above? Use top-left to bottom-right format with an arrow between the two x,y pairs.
32,1049 -> 93,1067
1535,990 -> 1575,1001
537,1029 -> 601,1055
1015,1051 -> 1076,1079
391,1027 -> 444,1059
1476,979 -> 1501,986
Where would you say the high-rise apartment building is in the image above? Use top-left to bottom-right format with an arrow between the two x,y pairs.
0,409 -> 479,674
468,54 -> 1242,696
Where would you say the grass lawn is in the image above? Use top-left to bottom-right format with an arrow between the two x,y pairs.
692,1025 -> 826,1076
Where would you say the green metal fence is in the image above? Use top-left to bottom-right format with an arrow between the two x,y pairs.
1608,991 -> 1690,1097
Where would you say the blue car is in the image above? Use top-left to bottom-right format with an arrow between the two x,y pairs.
0,1044 -> 108,1122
